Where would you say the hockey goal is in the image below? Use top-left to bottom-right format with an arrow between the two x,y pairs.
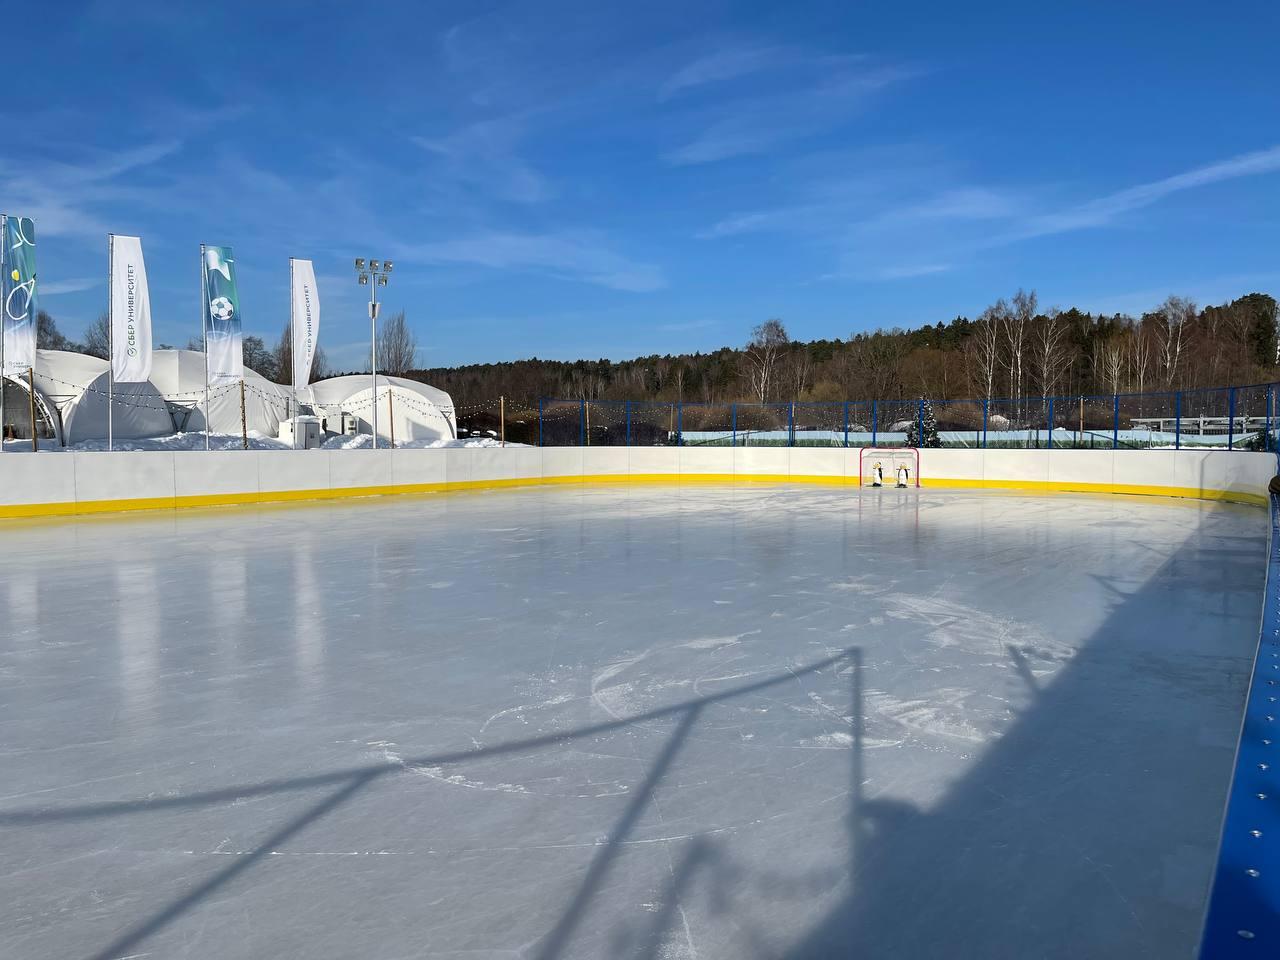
858,448 -> 920,487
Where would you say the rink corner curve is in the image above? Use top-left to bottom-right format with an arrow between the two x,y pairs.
1198,476 -> 1280,957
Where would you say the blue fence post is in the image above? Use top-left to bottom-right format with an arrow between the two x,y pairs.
982,398 -> 988,449
871,400 -> 878,447
677,401 -> 683,446
538,397 -> 544,447
1048,397 -> 1054,450
731,403 -> 737,447
625,400 -> 631,447
916,398 -> 924,448
579,399 -> 585,447
788,402 -> 795,447
1112,394 -> 1119,449
843,401 -> 850,448
1228,387 -> 1236,450
1259,386 -> 1269,455
1175,391 -> 1181,450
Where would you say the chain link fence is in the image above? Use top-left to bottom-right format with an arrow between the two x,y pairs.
528,383 -> 1280,451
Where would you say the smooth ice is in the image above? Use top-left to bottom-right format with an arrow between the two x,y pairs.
0,486 -> 1266,960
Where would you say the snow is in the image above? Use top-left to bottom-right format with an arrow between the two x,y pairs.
2,432 -> 522,452
0,486 -> 1264,959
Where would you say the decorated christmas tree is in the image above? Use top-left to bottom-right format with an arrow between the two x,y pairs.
906,398 -> 941,447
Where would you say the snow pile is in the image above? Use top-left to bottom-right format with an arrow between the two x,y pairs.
320,434 -> 519,450
3,433 -> 524,453
4,432 -> 290,453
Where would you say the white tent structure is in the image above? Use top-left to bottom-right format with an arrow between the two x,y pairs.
28,349 -> 173,444
147,349 -> 295,436
3,350 -> 456,447
306,375 -> 456,444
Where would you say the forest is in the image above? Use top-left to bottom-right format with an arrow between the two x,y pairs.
32,289 -> 1278,415
410,290 -> 1278,411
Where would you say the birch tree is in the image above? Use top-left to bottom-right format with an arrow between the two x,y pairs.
743,319 -> 788,402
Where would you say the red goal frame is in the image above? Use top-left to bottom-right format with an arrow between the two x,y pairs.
858,447 -> 920,487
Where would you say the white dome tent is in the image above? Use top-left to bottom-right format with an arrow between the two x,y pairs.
3,349 -> 457,449
30,349 -> 174,445
306,375 -> 456,444
146,349 -> 295,437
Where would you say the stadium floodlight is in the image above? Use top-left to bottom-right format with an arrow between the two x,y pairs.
353,255 -> 392,449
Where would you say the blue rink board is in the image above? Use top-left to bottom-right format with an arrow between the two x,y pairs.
1200,493 -> 1280,956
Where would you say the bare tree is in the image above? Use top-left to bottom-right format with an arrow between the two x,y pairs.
83,312 -> 110,359
1004,289 -> 1037,403
1032,307 -> 1071,397
377,310 -> 418,376
1130,322 -> 1153,396
845,330 -> 906,401
784,348 -> 813,399
742,318 -> 788,402
1098,335 -> 1127,395
969,302 -> 1005,399
1154,296 -> 1192,388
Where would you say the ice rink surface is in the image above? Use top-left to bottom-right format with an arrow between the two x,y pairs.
0,486 -> 1267,959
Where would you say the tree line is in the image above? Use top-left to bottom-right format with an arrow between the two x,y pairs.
32,290 -> 1277,405
408,290 -> 1278,410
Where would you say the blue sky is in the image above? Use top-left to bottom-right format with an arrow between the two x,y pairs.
11,0 -> 1280,370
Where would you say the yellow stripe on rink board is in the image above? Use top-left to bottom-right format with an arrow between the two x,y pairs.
0,471 -> 1265,520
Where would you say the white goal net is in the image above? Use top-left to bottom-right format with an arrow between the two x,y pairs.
859,448 -> 920,487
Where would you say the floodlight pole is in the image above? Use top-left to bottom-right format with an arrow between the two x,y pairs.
355,258 -> 391,450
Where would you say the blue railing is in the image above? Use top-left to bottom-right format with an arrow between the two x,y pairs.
534,382 -> 1280,451
1199,469 -> 1280,955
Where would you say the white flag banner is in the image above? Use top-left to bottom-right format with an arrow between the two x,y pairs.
290,258 -> 319,388
109,235 -> 153,382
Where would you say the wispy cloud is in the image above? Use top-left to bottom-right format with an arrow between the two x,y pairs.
0,139 -> 183,239
660,45 -> 795,99
702,185 -> 1021,240
39,277 -> 100,295
397,231 -> 665,292
664,64 -> 916,166
412,113 -> 551,205
874,263 -> 952,280
655,318 -> 718,332
1007,144 -> 1280,242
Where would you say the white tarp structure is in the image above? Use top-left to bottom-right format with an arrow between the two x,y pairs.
29,349 -> 171,444
307,375 -> 456,444
6,349 -> 455,446
146,349 -> 295,436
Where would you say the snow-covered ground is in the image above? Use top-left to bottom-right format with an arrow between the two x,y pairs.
1,432 -> 519,452
0,486 -> 1262,959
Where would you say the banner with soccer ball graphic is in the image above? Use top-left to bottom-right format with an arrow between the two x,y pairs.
2,215 -> 38,376
202,244 -> 243,386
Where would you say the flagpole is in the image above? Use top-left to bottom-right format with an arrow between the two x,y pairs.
107,234 -> 114,451
201,244 -> 210,451
0,214 -> 6,453
290,258 -> 297,450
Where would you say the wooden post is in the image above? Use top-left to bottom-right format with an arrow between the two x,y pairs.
27,366 -> 38,452
500,395 -> 505,447
239,379 -> 248,450
1078,395 -> 1084,446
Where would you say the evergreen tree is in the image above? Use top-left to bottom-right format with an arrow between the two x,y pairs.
906,398 -> 941,447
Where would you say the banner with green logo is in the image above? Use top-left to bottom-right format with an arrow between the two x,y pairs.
2,215 -> 37,376
202,244 -> 243,385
